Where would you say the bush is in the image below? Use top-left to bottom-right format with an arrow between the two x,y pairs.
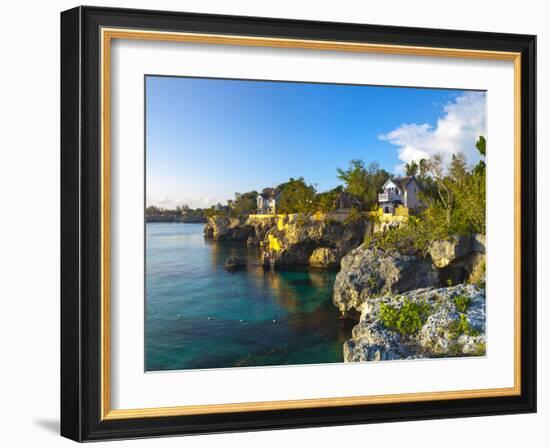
453,294 -> 472,313
344,207 -> 363,224
380,299 -> 431,336
364,218 -> 435,256
448,313 -> 479,339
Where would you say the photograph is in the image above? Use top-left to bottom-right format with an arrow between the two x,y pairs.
144,76 -> 488,371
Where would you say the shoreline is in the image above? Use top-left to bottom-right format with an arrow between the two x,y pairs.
146,218 -> 207,224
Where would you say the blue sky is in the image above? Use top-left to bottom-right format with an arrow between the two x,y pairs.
146,76 -> 485,209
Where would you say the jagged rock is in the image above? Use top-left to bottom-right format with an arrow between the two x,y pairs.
343,284 -> 486,362
467,254 -> 486,286
262,217 -> 367,267
333,245 -> 438,315
309,247 -> 340,268
428,236 -> 471,268
471,233 -> 486,254
224,257 -> 246,270
204,216 -> 255,241
344,322 -> 410,361
247,217 -> 278,245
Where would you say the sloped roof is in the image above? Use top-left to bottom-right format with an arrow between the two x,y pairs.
260,187 -> 282,199
393,176 -> 415,190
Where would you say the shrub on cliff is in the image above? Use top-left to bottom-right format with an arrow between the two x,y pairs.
380,299 -> 431,336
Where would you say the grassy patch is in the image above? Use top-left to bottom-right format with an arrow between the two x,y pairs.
380,299 -> 431,336
453,294 -> 472,313
448,313 -> 480,339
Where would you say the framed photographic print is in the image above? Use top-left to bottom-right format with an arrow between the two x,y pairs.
60,6 -> 536,442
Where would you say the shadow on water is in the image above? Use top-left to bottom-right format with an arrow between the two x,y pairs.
145,223 -> 353,371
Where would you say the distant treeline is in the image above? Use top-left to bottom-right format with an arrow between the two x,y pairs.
145,205 -> 207,223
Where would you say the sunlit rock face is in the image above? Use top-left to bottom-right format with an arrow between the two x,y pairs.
333,245 -> 438,316
309,247 -> 340,268
429,234 -> 486,286
203,215 -> 255,241
260,218 -> 368,268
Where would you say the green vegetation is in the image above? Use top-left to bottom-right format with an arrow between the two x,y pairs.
474,342 -> 487,356
316,186 -> 343,212
277,177 -> 318,214
337,160 -> 390,211
229,190 -> 258,216
453,294 -> 472,313
404,160 -> 419,176
145,205 -> 207,222
379,299 -> 431,336
343,207 -> 364,224
364,214 -> 435,255
365,136 -> 487,254
448,313 -> 480,339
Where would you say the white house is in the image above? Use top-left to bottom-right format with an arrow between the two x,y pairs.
378,176 -> 422,214
257,187 -> 282,214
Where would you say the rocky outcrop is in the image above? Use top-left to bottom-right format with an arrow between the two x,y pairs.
261,217 -> 368,268
428,235 -> 472,268
224,257 -> 246,270
333,245 -> 438,315
430,234 -> 486,286
309,247 -> 340,268
343,284 -> 486,362
203,216 -> 255,241
333,233 -> 486,316
246,217 -> 278,246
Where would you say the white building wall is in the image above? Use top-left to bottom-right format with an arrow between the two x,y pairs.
404,179 -> 421,209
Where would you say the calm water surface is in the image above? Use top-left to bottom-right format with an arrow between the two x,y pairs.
145,223 -> 353,371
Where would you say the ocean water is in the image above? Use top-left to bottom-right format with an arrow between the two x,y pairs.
145,223 -> 353,371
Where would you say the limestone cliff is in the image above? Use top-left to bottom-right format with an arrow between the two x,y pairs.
203,215 -> 256,241
343,284 -> 486,361
260,216 -> 369,268
333,234 -> 486,316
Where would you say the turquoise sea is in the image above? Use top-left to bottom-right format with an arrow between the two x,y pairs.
145,223 -> 353,371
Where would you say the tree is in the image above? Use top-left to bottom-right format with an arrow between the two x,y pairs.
449,152 -> 468,184
336,160 -> 390,210
419,153 -> 455,226
231,190 -> 258,216
451,138 -> 486,234
404,160 -> 419,176
176,203 -> 190,215
145,205 -> 161,216
476,135 -> 486,156
316,185 -> 343,212
473,135 -> 487,175
277,177 -> 317,214
418,140 -> 486,235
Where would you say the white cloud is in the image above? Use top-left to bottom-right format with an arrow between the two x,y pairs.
379,91 -> 486,173
147,194 -> 221,209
